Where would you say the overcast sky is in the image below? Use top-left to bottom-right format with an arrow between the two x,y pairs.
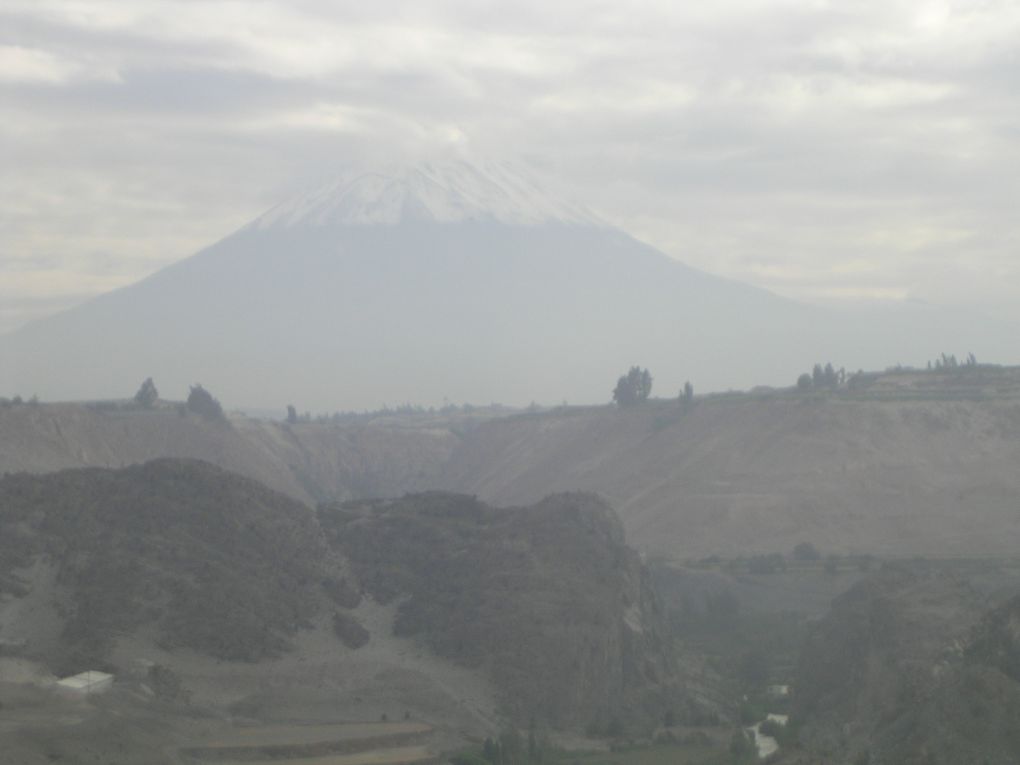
2,0 -> 1019,334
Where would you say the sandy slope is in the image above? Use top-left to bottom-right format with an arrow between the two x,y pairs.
440,379 -> 1020,558
0,402 -> 457,505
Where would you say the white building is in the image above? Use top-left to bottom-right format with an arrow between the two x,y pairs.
56,670 -> 114,696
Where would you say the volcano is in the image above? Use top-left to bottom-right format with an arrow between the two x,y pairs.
1,158 -> 1014,410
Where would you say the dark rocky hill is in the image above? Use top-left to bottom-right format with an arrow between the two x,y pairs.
318,491 -> 679,731
0,460 -> 677,733
795,567 -> 1020,764
0,459 -> 334,670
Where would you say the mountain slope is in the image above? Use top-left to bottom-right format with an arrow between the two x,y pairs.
2,157 -> 1014,410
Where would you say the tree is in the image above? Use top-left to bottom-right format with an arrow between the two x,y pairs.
134,377 -> 159,409
823,362 -> 837,388
812,363 -> 824,388
682,380 -> 694,403
613,366 -> 652,406
187,384 -> 224,421
797,373 -> 812,391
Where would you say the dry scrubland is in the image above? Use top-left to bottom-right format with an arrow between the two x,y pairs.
444,391 -> 1020,558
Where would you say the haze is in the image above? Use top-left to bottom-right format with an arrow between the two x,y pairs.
5,4 -> 1020,764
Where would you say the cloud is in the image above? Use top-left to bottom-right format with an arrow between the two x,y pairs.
0,44 -> 119,83
2,0 -> 1020,333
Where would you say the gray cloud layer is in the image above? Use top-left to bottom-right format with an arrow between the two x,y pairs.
3,0 -> 1019,332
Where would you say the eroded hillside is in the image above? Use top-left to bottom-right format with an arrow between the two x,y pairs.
0,401 -> 460,504
441,368 -> 1020,558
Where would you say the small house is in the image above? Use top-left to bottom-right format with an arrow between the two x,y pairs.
56,670 -> 114,696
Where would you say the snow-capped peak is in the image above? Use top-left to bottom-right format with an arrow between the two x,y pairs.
251,158 -> 604,229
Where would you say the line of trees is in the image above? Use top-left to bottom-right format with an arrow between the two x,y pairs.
927,352 -> 977,370
129,378 -> 225,421
797,362 -> 846,391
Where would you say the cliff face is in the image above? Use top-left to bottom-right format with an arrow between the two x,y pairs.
440,382 -> 1020,559
319,491 -> 679,731
795,568 -> 1020,764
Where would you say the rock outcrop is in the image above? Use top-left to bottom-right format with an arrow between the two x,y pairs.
319,491 -> 679,731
